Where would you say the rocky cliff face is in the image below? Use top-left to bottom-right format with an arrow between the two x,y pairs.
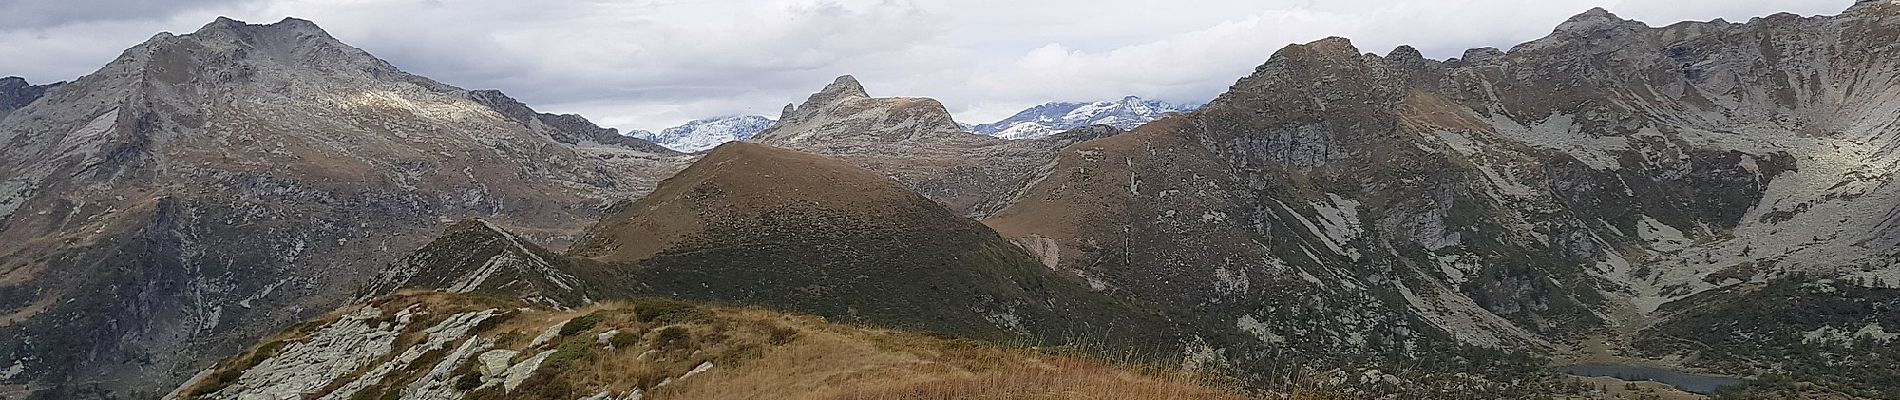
0,17 -> 687,398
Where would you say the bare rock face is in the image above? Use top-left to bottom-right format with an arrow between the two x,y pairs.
0,17 -> 687,398
749,75 -> 1111,217
0,76 -> 59,121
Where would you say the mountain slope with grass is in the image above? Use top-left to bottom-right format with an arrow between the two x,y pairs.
568,142 -> 1187,348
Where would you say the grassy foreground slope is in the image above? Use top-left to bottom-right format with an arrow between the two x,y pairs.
170,292 -> 1249,400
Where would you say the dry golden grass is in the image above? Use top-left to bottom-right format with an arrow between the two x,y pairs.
651,310 -> 1252,400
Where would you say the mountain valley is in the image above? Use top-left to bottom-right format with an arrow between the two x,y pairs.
4,2 -> 1900,399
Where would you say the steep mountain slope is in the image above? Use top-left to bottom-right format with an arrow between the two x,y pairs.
748,76 -> 1111,217
633,115 -> 775,152
988,2 -> 1900,396
966,96 -> 1196,140
167,293 -> 1250,400
567,142 -> 1181,345
0,17 -> 687,398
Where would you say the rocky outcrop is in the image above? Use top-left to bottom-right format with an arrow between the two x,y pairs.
360,219 -> 608,308
0,76 -> 59,120
0,17 -> 689,398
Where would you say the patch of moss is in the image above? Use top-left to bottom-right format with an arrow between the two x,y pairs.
544,335 -> 595,369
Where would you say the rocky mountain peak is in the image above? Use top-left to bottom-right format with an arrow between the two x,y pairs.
1510,7 -> 1652,55
778,74 -> 870,121
752,75 -> 963,145
1386,45 -> 1424,61
183,16 -> 345,51
1301,36 -> 1362,57
821,74 -> 869,98
1555,7 -> 1625,31
1541,7 -> 1650,40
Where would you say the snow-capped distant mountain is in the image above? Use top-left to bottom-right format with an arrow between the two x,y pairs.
632,115 -> 776,152
965,96 -> 1197,140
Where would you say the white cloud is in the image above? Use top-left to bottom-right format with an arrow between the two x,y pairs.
0,0 -> 1851,130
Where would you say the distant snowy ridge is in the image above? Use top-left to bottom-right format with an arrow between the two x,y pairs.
632,115 -> 776,152
965,96 -> 1197,140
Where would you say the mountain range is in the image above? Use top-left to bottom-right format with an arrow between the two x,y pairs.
964,96 -> 1198,140
628,115 -> 775,153
4,2 -> 1900,399
626,96 -> 1188,153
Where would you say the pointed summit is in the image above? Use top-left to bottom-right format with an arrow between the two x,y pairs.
822,74 -> 869,98
1552,7 -> 1639,34
195,16 -> 246,33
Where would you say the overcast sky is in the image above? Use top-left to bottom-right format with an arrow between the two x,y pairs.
0,0 -> 1849,132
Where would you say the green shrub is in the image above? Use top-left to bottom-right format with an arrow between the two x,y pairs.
653,326 -> 692,351
608,331 -> 642,348
558,312 -> 604,336
633,299 -> 707,324
544,336 -> 594,368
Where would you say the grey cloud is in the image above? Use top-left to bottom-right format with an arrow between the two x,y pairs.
0,0 -> 1852,131
0,0 -> 258,28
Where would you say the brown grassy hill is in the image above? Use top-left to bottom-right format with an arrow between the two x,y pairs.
566,142 -> 1189,349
